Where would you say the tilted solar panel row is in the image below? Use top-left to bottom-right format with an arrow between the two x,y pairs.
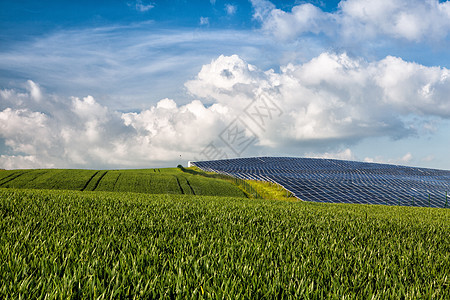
191,157 -> 450,208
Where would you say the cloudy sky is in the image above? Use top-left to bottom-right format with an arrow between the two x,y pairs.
1,0 -> 449,169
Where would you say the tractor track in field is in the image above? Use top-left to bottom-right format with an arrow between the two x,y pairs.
23,170 -> 49,186
0,171 -> 31,187
112,173 -> 121,191
91,171 -> 108,191
0,168 -> 247,198
81,171 -> 99,191
0,172 -> 20,185
174,176 -> 184,194
185,178 -> 196,195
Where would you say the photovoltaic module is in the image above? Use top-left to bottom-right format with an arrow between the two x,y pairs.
191,157 -> 450,208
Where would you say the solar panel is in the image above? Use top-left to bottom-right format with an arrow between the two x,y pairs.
191,157 -> 450,208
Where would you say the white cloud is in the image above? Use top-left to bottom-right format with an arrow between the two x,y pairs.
225,4 -> 237,15
252,0 -> 450,42
340,0 -> 450,41
0,108 -> 52,155
186,53 -> 450,147
251,0 -> 275,21
422,155 -> 435,162
306,148 -> 356,161
258,2 -> 334,40
129,1 -> 154,12
27,80 -> 42,102
185,54 -> 264,104
1,52 -> 449,169
400,152 -> 413,163
200,17 -> 209,26
0,23 -> 290,111
0,81 -> 231,169
0,155 -> 53,169
364,152 -> 413,165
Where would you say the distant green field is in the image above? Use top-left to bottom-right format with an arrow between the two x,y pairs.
1,188 -> 449,299
0,168 -> 246,197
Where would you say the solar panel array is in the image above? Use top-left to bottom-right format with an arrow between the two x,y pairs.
191,157 -> 450,208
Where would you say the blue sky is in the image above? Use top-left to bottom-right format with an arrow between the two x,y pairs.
0,0 -> 449,169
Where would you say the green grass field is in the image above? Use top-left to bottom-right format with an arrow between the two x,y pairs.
0,168 -> 246,198
1,188 -> 449,299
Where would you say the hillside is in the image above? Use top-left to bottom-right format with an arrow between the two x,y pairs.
0,168 -> 246,197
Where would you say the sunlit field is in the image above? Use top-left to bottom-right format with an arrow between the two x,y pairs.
1,188 -> 448,298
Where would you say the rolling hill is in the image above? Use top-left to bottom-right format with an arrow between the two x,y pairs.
0,168 -> 246,197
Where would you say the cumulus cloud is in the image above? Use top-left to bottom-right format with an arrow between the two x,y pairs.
0,81 -> 232,169
185,54 -> 265,105
339,0 -> 450,41
252,1 -> 334,40
0,155 -> 52,169
1,52 -> 449,169
186,53 -> 450,148
251,0 -> 450,42
0,108 -> 51,155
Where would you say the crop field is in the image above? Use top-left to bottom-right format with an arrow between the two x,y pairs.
0,168 -> 246,198
1,188 -> 449,299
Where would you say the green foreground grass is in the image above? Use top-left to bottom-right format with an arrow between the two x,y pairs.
0,168 -> 246,198
1,188 -> 449,299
